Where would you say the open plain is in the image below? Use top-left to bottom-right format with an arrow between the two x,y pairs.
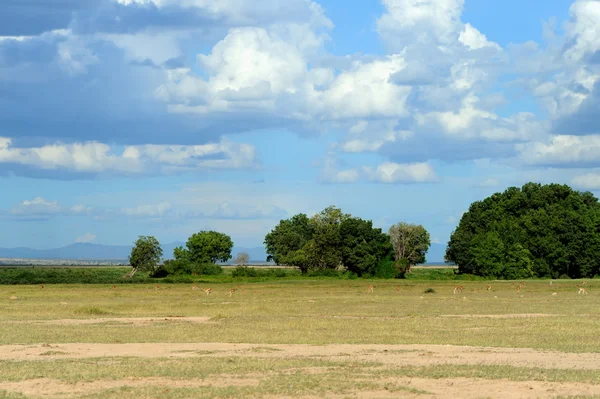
2,277 -> 600,398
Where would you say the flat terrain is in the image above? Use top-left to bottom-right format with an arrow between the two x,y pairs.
1,278 -> 599,398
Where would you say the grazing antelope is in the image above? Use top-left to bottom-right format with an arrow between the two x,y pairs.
228,288 -> 237,297
578,287 -> 588,295
453,285 -> 464,294
366,285 -> 374,294
40,285 -> 44,289
203,288 -> 212,296
581,281 -> 588,286
549,280 -> 553,286
111,285 -> 116,290
155,284 -> 160,290
192,285 -> 199,291
395,285 -> 401,292
551,292 -> 558,296
487,284 -> 492,291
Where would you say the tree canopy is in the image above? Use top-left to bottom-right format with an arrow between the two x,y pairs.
388,222 -> 431,278
128,236 -> 163,277
175,231 -> 233,264
265,206 -> 394,276
445,182 -> 600,279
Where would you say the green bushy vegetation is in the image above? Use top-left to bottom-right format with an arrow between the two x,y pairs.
446,182 -> 600,279
0,266 -> 469,285
0,267 -> 146,285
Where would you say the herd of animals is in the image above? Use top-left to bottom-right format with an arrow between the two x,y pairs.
36,281 -> 590,296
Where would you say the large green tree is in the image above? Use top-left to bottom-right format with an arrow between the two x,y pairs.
264,213 -> 313,272
128,236 -> 163,277
446,183 -> 600,279
340,217 -> 394,277
175,231 -> 233,264
265,206 -> 393,275
388,222 -> 431,278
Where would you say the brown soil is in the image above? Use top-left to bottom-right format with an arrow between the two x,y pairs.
4,316 -> 211,326
439,313 -> 555,319
2,343 -> 600,398
0,376 -> 259,398
1,342 -> 599,370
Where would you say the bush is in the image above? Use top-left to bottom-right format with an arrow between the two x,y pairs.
424,288 -> 436,294
232,266 -> 258,277
307,269 -> 341,277
231,266 -> 292,278
374,258 -> 396,279
342,271 -> 359,279
158,259 -> 223,277
199,263 -> 223,276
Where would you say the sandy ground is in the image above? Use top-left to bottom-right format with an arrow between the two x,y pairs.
1,313 -> 599,398
2,341 -> 600,398
2,341 -> 600,370
3,316 -> 211,325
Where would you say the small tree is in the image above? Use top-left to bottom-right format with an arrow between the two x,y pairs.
175,230 -> 233,264
388,222 -> 431,278
127,236 -> 163,277
234,252 -> 250,266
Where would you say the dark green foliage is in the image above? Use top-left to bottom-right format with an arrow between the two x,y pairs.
446,182 -> 600,279
128,236 -> 163,276
156,259 -> 223,277
175,231 -> 233,264
340,217 -> 394,277
0,267 -> 148,284
264,214 -> 314,270
373,257 -> 398,279
265,206 -> 394,276
231,266 -> 291,278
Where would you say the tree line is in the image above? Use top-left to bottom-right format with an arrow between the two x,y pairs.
129,205 -> 431,279
130,182 -> 600,280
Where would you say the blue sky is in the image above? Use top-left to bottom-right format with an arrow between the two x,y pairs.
1,0 -> 599,254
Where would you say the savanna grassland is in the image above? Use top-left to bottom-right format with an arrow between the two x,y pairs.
2,268 -> 600,398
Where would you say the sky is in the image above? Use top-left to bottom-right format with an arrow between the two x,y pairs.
1,0 -> 599,252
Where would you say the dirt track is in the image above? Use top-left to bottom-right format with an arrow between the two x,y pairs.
2,342 -> 600,398
1,342 -> 598,370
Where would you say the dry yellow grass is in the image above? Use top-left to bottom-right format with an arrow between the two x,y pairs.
1,278 -> 599,398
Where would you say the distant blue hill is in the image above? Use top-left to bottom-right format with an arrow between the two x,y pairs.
0,242 -> 269,262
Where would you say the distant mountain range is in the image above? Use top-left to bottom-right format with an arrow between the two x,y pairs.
0,242 -> 270,263
0,242 -> 447,264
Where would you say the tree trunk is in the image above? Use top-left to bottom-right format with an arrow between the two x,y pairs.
126,267 -> 138,278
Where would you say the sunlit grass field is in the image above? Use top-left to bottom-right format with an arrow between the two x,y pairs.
2,271 -> 600,398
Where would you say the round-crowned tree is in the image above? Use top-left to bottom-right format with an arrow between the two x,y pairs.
445,183 -> 600,279
175,231 -> 233,264
128,236 -> 163,277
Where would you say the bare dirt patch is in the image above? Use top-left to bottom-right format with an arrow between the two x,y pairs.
4,316 -> 211,326
2,343 -> 600,370
386,377 -> 600,399
440,313 -> 556,319
1,376 -> 259,398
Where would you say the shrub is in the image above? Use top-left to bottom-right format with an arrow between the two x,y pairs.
199,263 -> 223,276
232,266 -> 258,277
424,288 -> 436,294
307,269 -> 341,277
374,258 -> 396,279
158,259 -> 223,277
